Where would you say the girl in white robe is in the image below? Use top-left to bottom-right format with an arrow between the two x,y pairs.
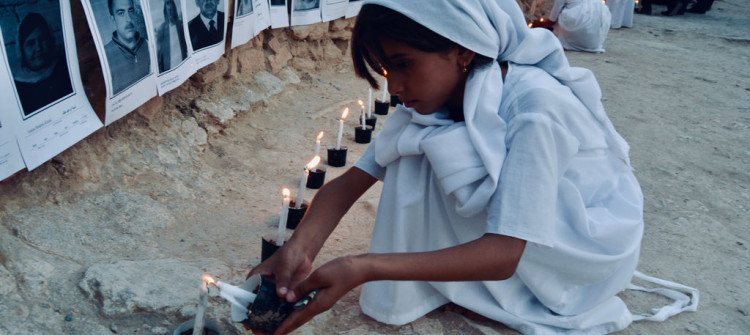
549,0 -> 612,52
246,1 -> 698,334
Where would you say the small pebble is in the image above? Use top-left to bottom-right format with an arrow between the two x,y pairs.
65,315 -> 73,322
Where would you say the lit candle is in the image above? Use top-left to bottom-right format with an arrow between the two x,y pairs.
367,88 -> 373,118
314,131 -> 324,157
277,188 -> 291,246
359,100 -> 366,130
204,274 -> 258,313
335,108 -> 349,150
193,275 -> 211,335
381,70 -> 388,102
296,156 -> 320,209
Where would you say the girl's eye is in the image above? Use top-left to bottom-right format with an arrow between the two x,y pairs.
394,61 -> 410,69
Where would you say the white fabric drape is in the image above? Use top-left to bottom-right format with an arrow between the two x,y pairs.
606,0 -> 635,28
550,0 -> 612,52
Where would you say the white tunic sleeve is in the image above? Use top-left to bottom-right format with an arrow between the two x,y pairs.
486,112 -> 579,247
354,142 -> 386,181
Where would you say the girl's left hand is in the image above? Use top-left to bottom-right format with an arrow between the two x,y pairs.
271,255 -> 368,335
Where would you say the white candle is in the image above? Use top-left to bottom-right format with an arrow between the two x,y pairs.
367,88 -> 373,118
218,280 -> 257,303
277,189 -> 291,246
314,131 -> 324,157
296,168 -> 309,209
359,100 -> 366,130
335,108 -> 349,150
381,71 -> 388,102
192,277 -> 209,335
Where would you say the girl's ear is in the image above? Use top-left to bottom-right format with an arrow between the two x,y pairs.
457,47 -> 476,69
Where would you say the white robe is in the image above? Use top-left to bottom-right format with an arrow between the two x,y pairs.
355,63 -> 644,334
606,0 -> 635,29
550,0 -> 612,52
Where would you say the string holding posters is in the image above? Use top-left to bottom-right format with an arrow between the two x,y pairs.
290,0 -> 321,26
185,0 -> 228,72
0,0 -> 103,171
322,0 -> 347,22
81,0 -> 158,125
231,0 -> 256,48
345,0 -> 362,18
268,0 -> 289,29
146,0 -> 196,95
252,0 -> 271,35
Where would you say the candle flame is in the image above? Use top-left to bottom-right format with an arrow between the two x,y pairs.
540,17 -> 544,22
528,22 -> 532,28
282,188 -> 291,199
202,274 -> 216,286
358,99 -> 364,107
307,156 -> 321,170
383,69 -> 388,77
341,108 -> 349,119
317,131 -> 324,140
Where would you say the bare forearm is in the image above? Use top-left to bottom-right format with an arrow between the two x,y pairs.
356,234 -> 526,282
287,167 -> 377,259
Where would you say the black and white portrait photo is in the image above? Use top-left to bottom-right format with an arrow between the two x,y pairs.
294,0 -> 319,11
270,0 -> 286,6
187,0 -> 224,51
236,0 -> 253,17
0,3 -> 74,118
150,0 -> 189,73
89,0 -> 152,96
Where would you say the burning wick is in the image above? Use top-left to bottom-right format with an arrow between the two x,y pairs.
203,274 -> 257,314
367,88 -> 373,118
314,131 -> 324,157
277,188 -> 291,246
335,108 -> 349,150
296,156 -> 321,209
381,70 -> 388,102
359,100 -> 366,130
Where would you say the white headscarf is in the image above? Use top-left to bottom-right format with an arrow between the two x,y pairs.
370,0 -> 630,216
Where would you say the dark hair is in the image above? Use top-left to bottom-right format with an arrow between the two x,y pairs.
163,0 -> 179,22
108,0 -> 114,15
18,13 -> 53,67
351,4 -> 491,89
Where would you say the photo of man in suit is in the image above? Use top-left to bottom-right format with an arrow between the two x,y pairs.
188,0 -> 224,51
103,0 -> 151,95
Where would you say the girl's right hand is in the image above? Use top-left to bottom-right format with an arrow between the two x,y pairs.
246,241 -> 314,301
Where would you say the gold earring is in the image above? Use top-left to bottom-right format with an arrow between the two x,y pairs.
462,66 -> 468,73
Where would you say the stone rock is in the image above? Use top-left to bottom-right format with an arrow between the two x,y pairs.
135,96 -> 165,123
78,259 -> 229,317
279,67 -> 301,85
254,71 -> 285,96
292,58 -> 316,72
411,317 -> 444,334
330,18 -> 349,32
268,45 -> 293,73
181,118 -> 208,146
238,48 -> 267,74
195,98 -> 235,124
191,56 -> 229,88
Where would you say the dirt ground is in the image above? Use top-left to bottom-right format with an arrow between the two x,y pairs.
0,0 -> 748,334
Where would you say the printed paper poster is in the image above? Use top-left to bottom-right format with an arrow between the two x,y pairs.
185,0 -> 228,71
268,0 -> 289,29
322,0 -> 347,22
0,0 -> 103,170
253,0 -> 271,34
81,0 -> 158,125
0,118 -> 25,181
345,0 -> 362,18
231,0 -> 257,48
290,0 -> 321,26
146,0 -> 196,95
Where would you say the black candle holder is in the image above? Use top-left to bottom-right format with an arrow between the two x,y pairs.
390,95 -> 401,107
327,146 -> 347,167
261,234 -> 286,262
365,116 -> 377,130
286,200 -> 308,230
374,100 -> 389,115
173,318 -> 222,335
306,167 -> 326,189
234,275 -> 317,333
354,125 -> 373,144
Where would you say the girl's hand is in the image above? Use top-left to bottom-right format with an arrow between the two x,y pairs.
246,242 -> 314,300
271,255 -> 369,335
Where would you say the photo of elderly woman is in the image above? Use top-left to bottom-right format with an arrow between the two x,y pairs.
1,7 -> 74,118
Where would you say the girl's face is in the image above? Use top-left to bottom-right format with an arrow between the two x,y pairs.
379,38 -> 473,116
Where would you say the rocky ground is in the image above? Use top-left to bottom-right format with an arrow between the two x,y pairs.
1,1 -> 748,334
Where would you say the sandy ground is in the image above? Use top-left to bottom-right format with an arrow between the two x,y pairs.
0,0 -> 748,334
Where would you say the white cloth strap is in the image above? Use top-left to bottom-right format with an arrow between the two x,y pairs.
628,270 -> 700,322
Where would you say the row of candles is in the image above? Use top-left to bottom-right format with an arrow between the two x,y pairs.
189,76 -> 392,333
